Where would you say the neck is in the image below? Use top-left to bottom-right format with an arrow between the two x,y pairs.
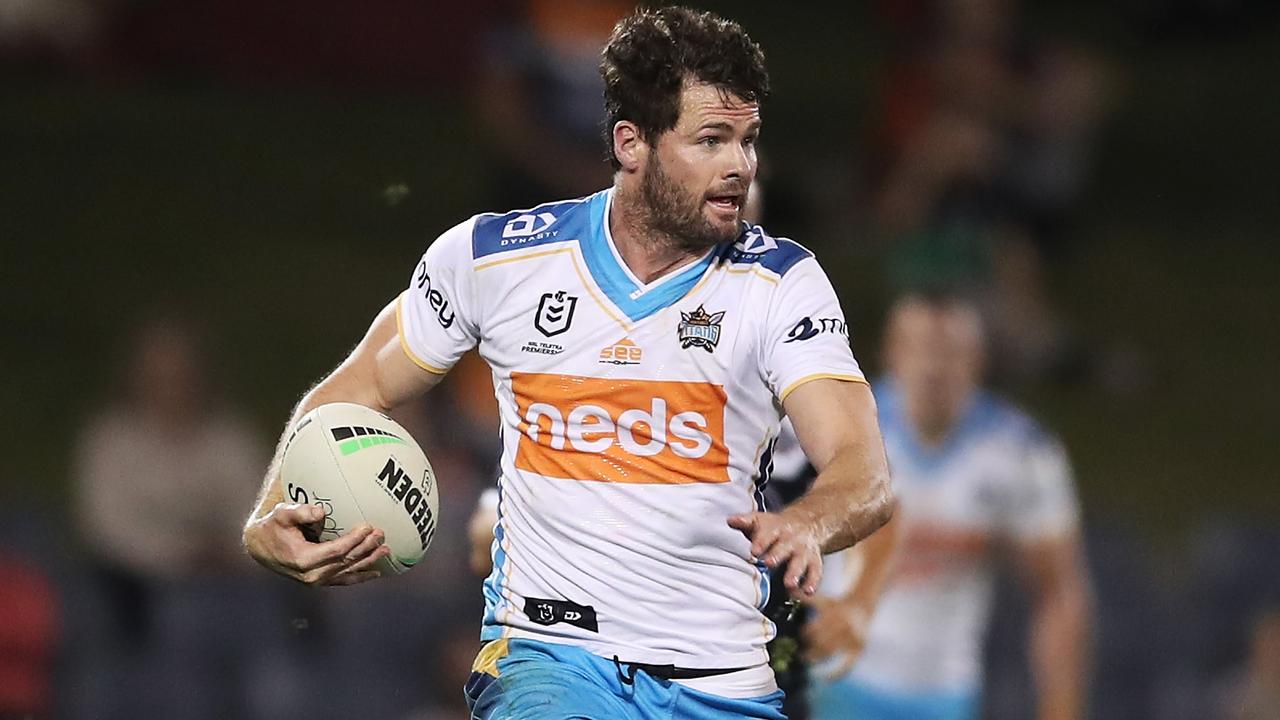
913,417 -> 954,447
609,183 -> 707,284
904,400 -> 961,448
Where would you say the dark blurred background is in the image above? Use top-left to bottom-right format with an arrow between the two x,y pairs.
1,1 -> 1277,718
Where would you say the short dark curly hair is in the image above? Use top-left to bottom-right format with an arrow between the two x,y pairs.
600,6 -> 770,170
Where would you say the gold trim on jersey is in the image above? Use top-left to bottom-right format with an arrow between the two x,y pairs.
778,373 -> 869,403
474,244 -> 636,334
395,291 -> 450,375
723,264 -> 781,285
473,246 -> 571,271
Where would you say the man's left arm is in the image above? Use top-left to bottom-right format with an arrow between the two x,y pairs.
1006,433 -> 1094,720
729,378 -> 895,599
1015,531 -> 1094,720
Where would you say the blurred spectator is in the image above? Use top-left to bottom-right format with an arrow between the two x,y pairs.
1153,521 -> 1280,720
73,315 -> 264,628
0,0 -> 104,67
869,0 -> 1109,386
0,550 -> 58,719
1215,607 -> 1280,720
473,0 -> 625,208
69,313 -> 301,718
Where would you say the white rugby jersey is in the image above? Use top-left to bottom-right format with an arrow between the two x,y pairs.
815,381 -> 1079,696
398,189 -> 865,693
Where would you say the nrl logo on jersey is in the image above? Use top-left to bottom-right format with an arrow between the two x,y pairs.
535,290 -> 578,337
678,305 -> 725,352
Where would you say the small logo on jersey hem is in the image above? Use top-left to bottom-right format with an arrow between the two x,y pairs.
523,597 -> 598,633
535,291 -> 578,337
521,340 -> 565,356
598,338 -> 643,365
678,305 -> 725,352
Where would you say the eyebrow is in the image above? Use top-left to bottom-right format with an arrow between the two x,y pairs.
697,119 -> 763,133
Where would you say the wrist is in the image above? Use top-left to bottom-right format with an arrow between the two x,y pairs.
778,502 -> 826,545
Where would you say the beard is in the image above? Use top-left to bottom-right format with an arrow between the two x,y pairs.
638,153 -> 740,253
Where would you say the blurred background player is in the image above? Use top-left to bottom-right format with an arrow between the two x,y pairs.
807,292 -> 1092,720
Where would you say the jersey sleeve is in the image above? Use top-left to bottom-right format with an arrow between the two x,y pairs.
762,257 -> 866,402
1002,433 -> 1081,542
397,217 -> 481,374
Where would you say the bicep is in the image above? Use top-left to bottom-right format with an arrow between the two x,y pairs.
782,378 -> 883,472
326,298 -> 446,412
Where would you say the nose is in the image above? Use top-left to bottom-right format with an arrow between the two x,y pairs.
723,142 -> 753,182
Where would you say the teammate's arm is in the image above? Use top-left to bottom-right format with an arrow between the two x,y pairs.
804,511 -> 901,675
1015,532 -> 1093,720
729,378 -> 895,599
242,298 -> 445,586
467,488 -> 500,577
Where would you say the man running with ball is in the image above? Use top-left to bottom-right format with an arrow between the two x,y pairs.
243,7 -> 895,718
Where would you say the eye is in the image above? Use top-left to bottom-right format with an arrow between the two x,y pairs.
743,135 -> 757,147
699,136 -> 720,147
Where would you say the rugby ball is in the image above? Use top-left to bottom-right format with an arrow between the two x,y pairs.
279,402 -> 439,575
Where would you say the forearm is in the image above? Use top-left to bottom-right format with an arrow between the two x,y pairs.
843,513 -> 900,613
784,444 -> 895,555
1030,578 -> 1092,720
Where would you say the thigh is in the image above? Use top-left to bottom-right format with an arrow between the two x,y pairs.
465,642 -> 632,720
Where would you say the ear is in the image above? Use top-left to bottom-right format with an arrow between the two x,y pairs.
612,120 -> 647,173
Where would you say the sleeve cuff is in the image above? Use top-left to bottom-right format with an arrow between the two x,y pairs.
778,373 -> 868,403
396,292 -> 450,375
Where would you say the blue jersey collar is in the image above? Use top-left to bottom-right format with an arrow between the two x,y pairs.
579,189 -> 722,323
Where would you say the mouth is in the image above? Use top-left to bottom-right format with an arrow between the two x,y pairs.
705,193 -> 742,216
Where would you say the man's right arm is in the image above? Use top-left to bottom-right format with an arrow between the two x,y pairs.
242,297 -> 446,586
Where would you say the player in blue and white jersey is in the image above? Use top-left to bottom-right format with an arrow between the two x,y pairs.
243,7 -> 896,719
808,293 -> 1093,720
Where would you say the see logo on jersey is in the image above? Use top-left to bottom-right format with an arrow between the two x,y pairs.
677,306 -> 725,352
535,291 -> 578,337
598,338 -> 643,366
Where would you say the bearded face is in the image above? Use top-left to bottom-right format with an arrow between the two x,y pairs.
613,82 -> 760,256
638,148 -> 742,253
